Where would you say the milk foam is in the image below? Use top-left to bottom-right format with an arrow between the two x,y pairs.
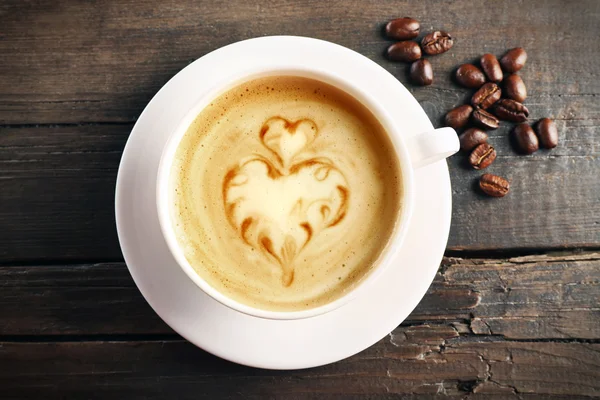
170,76 -> 402,311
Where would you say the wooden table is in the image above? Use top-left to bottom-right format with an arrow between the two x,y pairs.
1,1 -> 599,398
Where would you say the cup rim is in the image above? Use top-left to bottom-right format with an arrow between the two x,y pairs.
156,62 -> 415,320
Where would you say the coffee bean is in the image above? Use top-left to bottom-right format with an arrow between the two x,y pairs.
472,108 -> 500,130
459,128 -> 488,152
469,143 -> 496,169
445,105 -> 473,129
535,118 -> 558,149
471,83 -> 501,109
493,99 -> 529,122
500,47 -> 527,73
504,74 -> 527,102
421,31 -> 453,55
480,174 -> 510,197
410,59 -> 433,85
480,53 -> 503,83
513,123 -> 539,154
385,17 -> 420,40
387,41 -> 422,62
455,64 -> 486,88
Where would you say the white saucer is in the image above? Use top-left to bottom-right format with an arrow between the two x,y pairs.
115,36 -> 452,370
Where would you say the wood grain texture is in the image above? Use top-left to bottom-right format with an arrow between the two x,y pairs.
0,124 -> 127,261
416,253 -> 600,340
0,121 -> 598,261
1,327 -> 598,399
1,1 -> 599,397
0,262 -> 172,335
0,0 -> 599,260
1,0 -> 598,124
1,254 -> 598,338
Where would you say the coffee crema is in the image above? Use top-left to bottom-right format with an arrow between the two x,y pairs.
170,76 -> 402,312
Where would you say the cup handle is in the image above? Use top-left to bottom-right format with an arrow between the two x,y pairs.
406,127 -> 459,169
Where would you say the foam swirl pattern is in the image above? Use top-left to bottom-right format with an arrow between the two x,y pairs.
170,76 -> 402,311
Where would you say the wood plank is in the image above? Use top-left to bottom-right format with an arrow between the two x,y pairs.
446,114 -> 600,250
0,326 -> 598,398
0,119 -> 598,262
415,253 -> 600,339
0,124 -> 128,261
1,254 -> 598,339
0,0 -> 598,124
0,262 -> 172,335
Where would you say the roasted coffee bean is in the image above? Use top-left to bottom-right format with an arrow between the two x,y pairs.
472,108 -> 500,130
459,128 -> 488,152
455,64 -> 486,88
410,59 -> 433,85
480,174 -> 510,197
480,53 -> 503,83
500,47 -> 527,73
504,74 -> 527,102
421,31 -> 453,55
513,123 -> 539,154
471,83 -> 501,109
387,41 -> 422,62
493,99 -> 529,122
469,143 -> 496,169
445,105 -> 473,129
385,17 -> 420,40
535,118 -> 558,149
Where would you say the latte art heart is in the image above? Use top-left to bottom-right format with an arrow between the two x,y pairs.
224,119 -> 349,286
260,117 -> 318,169
170,76 -> 402,311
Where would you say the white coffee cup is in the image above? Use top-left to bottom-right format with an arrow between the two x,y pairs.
155,36 -> 458,321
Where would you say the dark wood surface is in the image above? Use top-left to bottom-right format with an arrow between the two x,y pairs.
0,0 -> 599,398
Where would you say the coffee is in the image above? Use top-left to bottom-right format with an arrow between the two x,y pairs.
445,105 -> 473,129
459,128 -> 488,152
513,123 -> 538,154
471,83 -> 501,110
169,76 -> 402,312
479,174 -> 510,197
455,64 -> 486,89
420,31 -> 453,55
410,59 -> 433,86
469,143 -> 496,170
480,54 -> 503,83
504,74 -> 527,103
387,41 -> 422,63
